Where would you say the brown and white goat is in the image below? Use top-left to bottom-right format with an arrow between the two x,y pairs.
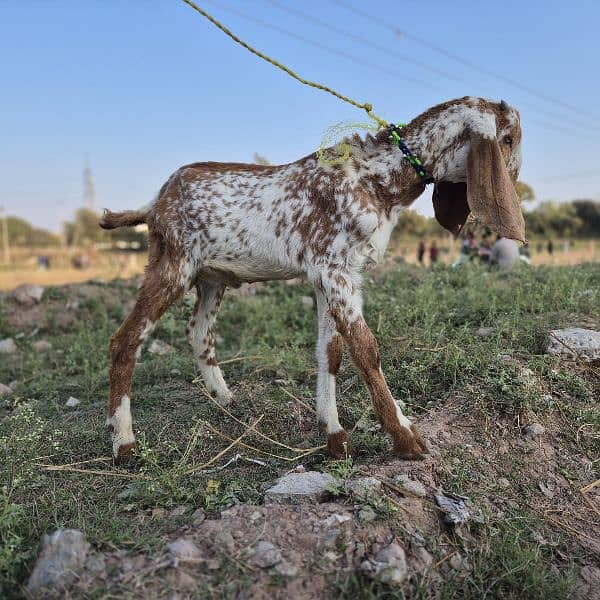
100,96 -> 525,462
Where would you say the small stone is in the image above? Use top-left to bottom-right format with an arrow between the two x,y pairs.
449,552 -> 463,570
214,531 -> 235,553
169,505 -> 190,519
275,561 -> 299,577
250,540 -> 282,568
361,542 -> 408,585
394,475 -> 427,498
148,339 -> 174,355
264,471 -> 337,504
301,296 -> 314,309
66,298 -> 80,310
322,529 -> 341,547
0,383 -> 13,398
84,553 -> 106,577
27,529 -> 90,597
476,327 -> 495,338
497,478 -> 510,488
322,513 -> 351,528
12,284 -> 44,306
547,328 -> 600,362
167,538 -> 202,561
65,396 -> 81,408
32,340 -> 52,352
412,547 -> 433,572
348,476 -> 382,499
0,338 -> 17,354
541,394 -> 554,406
358,508 -> 376,523
523,423 -> 545,439
191,508 -> 206,525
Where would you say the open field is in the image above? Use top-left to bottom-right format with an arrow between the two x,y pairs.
1,263 -> 599,598
1,239 -> 598,291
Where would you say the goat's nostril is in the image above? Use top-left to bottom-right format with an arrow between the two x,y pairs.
504,136 -> 513,146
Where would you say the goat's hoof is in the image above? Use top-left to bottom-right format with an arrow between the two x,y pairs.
327,430 -> 353,459
392,425 -> 429,461
114,442 -> 136,464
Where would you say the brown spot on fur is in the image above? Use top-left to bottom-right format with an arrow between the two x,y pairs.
327,430 -> 353,459
326,335 -> 343,375
114,442 -> 136,464
338,318 -> 427,460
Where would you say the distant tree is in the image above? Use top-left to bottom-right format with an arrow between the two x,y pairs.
4,216 -> 60,247
572,199 -> 600,237
395,210 -> 430,237
64,208 -> 107,246
525,201 -> 583,237
515,181 -> 535,203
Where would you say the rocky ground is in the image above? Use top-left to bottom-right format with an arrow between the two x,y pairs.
1,266 -> 598,599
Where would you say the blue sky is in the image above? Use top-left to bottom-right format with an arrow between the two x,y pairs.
1,0 -> 599,231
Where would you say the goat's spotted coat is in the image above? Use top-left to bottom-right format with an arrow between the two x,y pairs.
101,96 -> 524,461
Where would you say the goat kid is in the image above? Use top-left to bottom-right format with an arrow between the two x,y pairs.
101,96 -> 525,462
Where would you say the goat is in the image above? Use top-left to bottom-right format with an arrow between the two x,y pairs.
100,96 -> 525,462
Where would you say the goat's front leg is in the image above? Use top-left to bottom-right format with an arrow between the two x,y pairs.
187,281 -> 232,404
315,288 -> 351,458
319,271 -> 428,459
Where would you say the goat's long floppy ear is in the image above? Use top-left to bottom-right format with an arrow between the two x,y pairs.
432,182 -> 470,236
466,133 -> 526,242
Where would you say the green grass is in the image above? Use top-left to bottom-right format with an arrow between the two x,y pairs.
0,263 -> 598,597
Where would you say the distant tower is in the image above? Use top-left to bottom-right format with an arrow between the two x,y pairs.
83,155 -> 96,212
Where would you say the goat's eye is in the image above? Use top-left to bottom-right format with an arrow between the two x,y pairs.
504,136 -> 513,146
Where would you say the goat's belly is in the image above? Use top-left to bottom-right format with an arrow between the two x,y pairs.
200,257 -> 303,286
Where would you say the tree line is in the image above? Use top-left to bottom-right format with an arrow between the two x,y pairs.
2,189 -> 599,249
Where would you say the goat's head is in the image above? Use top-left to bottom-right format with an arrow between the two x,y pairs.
412,97 -> 525,242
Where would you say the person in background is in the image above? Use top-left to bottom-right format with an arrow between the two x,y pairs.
490,235 -> 520,269
417,239 -> 426,265
429,240 -> 439,265
519,242 -> 531,265
478,233 -> 492,263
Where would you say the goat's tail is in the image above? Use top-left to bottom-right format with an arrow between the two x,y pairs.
99,209 -> 148,230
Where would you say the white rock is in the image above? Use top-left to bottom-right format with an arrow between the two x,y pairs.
547,328 -> 600,361
148,339 -> 174,355
361,542 -> 408,585
275,560 -> 299,577
167,538 -> 202,561
191,508 -> 206,525
27,529 -> 90,597
322,513 -> 351,528
250,540 -> 282,568
523,423 -> 545,439
32,340 -> 52,352
12,284 -> 44,306
348,476 -> 382,499
0,338 -> 17,354
264,471 -> 337,504
0,383 -> 13,397
394,475 -> 427,498
65,396 -> 81,408
476,327 -> 495,338
301,296 -> 314,309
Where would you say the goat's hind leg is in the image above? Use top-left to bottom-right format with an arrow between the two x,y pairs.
187,281 -> 232,404
108,270 -> 184,461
